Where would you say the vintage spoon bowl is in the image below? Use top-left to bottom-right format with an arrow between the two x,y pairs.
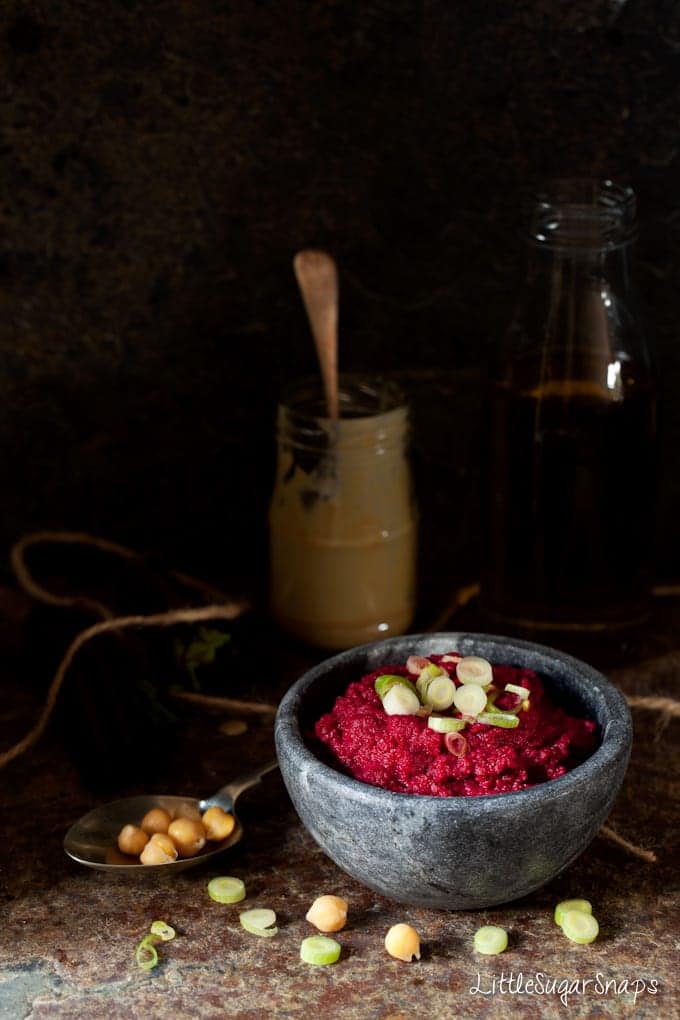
64,759 -> 278,874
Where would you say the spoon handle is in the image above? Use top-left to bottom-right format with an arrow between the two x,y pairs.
201,758 -> 279,813
293,250 -> 339,420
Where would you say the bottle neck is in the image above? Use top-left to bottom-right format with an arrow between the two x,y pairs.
493,180 -> 653,391
522,238 -> 636,342
524,178 -> 637,319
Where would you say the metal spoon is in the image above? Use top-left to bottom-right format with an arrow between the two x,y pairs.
63,759 -> 279,873
293,249 -> 339,420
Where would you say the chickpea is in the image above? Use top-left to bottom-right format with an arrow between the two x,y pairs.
305,895 -> 348,933
201,806 -> 236,842
140,807 -> 172,836
140,832 -> 178,865
167,817 -> 207,858
219,719 -> 248,737
117,824 -> 149,857
107,845 -> 140,866
384,923 -> 421,962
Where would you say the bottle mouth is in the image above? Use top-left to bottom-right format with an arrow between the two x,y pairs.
527,178 -> 637,252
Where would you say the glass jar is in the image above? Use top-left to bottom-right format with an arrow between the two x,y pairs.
269,375 -> 418,649
481,179 -> 657,631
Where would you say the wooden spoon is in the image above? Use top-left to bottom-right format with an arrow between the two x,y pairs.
293,250 -> 339,420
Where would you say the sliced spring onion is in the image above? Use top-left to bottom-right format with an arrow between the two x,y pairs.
374,674 -> 416,700
300,935 -> 341,965
473,925 -> 508,955
415,664 -> 444,700
456,656 -> 493,686
452,684 -> 487,717
423,675 -> 456,711
207,876 -> 247,904
476,711 -> 519,729
415,675 -> 429,700
406,655 -> 431,676
554,899 -> 592,927
419,663 -> 443,681
561,910 -> 599,945
427,715 -> 466,733
504,682 -> 530,700
149,921 -> 176,941
135,934 -> 161,970
240,908 -> 278,937
444,731 -> 468,757
382,684 -> 420,716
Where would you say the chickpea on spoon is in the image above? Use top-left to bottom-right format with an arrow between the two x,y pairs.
64,759 -> 278,874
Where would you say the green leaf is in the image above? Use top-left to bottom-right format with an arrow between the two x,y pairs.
175,628 -> 232,690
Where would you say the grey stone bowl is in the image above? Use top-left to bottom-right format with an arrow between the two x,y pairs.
275,632 -> 632,910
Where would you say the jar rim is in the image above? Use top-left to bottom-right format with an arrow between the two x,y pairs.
277,374 -> 409,453
279,373 -> 407,422
526,178 -> 637,252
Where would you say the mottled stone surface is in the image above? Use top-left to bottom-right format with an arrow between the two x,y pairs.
0,1 -> 679,592
0,593 -> 678,1018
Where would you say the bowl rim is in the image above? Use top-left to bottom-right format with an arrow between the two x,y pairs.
275,631 -> 632,811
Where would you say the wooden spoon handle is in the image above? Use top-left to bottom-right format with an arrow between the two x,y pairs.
293,250 -> 339,419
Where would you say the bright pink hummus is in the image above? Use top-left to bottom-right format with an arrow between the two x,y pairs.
314,654 -> 597,797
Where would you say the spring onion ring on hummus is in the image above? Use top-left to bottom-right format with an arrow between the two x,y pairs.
314,654 -> 597,797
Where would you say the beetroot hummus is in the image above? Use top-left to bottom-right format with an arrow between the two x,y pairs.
314,654 -> 597,796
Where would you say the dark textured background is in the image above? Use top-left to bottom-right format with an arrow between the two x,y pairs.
1,0 -> 679,600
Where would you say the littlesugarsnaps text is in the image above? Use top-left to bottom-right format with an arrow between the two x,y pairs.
470,970 -> 659,1007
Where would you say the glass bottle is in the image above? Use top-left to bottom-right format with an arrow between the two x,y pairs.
269,374 -> 417,649
481,179 -> 656,632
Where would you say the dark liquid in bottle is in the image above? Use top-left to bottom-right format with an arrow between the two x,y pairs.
482,370 -> 656,630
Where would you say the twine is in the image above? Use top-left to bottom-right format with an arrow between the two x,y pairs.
0,531 -> 252,771
598,824 -> 657,864
625,695 -> 680,718
171,690 -> 276,716
1,536 -> 677,866
9,530 -> 234,610
0,605 -> 247,771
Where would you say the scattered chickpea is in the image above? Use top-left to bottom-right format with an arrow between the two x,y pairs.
220,719 -> 248,737
201,806 -> 236,842
384,923 -> 421,962
140,807 -> 172,836
167,817 -> 207,858
305,895 -> 348,933
117,824 -> 149,857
